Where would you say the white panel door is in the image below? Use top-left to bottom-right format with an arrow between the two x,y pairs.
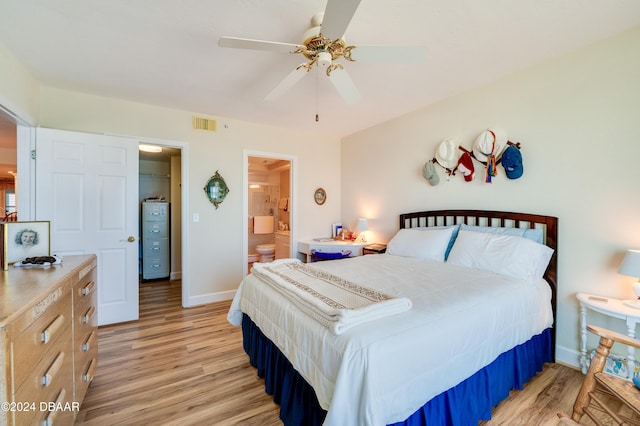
35,128 -> 139,325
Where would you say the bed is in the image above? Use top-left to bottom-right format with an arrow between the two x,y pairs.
228,209 -> 558,425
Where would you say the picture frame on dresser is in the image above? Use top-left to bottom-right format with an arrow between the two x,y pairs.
0,221 -> 51,270
332,223 -> 342,238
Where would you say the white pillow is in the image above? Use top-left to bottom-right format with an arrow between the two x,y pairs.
386,227 -> 455,262
460,224 -> 544,244
447,229 -> 554,282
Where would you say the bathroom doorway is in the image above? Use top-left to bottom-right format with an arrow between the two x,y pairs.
244,151 -> 296,275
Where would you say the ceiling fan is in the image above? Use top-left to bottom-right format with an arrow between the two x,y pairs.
218,0 -> 427,105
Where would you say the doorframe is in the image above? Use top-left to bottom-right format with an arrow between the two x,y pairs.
0,103 -> 35,221
133,135 -> 190,307
243,150 -> 297,275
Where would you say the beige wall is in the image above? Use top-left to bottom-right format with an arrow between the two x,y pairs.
341,26 -> 640,367
0,42 -> 39,123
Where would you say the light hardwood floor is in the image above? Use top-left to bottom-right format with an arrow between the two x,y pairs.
74,279 -> 603,425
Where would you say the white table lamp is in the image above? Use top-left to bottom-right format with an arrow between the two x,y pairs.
618,249 -> 640,309
354,218 -> 369,243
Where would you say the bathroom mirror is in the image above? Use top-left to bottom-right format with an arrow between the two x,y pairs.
204,170 -> 230,209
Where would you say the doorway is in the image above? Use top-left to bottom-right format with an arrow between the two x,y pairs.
244,151 -> 296,274
138,144 -> 182,286
136,138 -> 190,311
0,107 -> 19,220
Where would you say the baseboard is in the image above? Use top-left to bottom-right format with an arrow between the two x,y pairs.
556,344 -> 581,369
170,271 -> 182,280
185,289 -> 237,307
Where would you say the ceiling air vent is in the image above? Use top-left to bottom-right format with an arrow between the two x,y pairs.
192,116 -> 216,132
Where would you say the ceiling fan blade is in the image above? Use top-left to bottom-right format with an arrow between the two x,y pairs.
218,36 -> 301,54
265,64 -> 310,101
348,46 -> 428,63
321,0 -> 362,40
328,67 -> 361,105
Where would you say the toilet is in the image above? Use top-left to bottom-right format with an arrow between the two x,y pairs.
253,216 -> 276,263
256,244 -> 276,262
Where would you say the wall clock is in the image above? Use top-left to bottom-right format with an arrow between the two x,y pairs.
314,188 -> 326,205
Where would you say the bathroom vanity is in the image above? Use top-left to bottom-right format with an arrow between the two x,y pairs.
275,230 -> 290,259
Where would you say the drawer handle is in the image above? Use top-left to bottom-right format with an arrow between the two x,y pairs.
41,315 -> 65,344
42,388 -> 66,426
81,306 -> 96,324
81,280 -> 95,296
82,331 -> 96,352
83,358 -> 97,383
42,352 -> 64,387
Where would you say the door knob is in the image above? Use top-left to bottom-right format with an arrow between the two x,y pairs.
127,236 -> 136,242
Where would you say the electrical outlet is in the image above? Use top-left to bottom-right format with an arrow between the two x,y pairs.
193,213 -> 199,222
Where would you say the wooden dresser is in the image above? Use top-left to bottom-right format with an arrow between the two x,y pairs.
0,255 -> 97,426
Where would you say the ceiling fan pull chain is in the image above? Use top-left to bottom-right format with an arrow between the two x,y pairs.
315,66 -> 320,122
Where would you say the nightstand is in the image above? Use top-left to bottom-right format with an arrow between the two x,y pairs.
362,243 -> 387,255
576,292 -> 640,378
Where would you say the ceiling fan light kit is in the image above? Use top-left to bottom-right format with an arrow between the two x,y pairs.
316,50 -> 333,68
218,0 -> 426,105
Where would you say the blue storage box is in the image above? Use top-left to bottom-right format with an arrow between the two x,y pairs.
311,250 -> 351,261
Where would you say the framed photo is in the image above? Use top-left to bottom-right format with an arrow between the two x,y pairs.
332,223 -> 342,239
1,221 -> 51,269
314,188 -> 327,205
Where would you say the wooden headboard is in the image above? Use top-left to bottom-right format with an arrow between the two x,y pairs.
399,209 -> 558,356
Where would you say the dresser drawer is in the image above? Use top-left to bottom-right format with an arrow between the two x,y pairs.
74,270 -> 97,307
74,276 -> 97,327
11,290 -> 72,390
15,387 -> 75,426
74,342 -> 98,404
14,328 -> 73,418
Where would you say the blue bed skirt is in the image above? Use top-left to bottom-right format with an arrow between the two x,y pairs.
242,314 -> 552,426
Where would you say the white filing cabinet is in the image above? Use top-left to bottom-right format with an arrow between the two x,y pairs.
141,201 -> 170,279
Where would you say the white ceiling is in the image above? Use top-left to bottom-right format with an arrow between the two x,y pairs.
0,1 -> 639,138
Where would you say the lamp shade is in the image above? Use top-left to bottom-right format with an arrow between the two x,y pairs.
355,218 -> 369,231
618,249 -> 640,277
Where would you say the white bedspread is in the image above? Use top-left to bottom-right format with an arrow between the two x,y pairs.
251,258 -> 412,334
228,254 -> 553,426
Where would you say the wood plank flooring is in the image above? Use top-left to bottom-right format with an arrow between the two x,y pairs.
74,279 -> 614,425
